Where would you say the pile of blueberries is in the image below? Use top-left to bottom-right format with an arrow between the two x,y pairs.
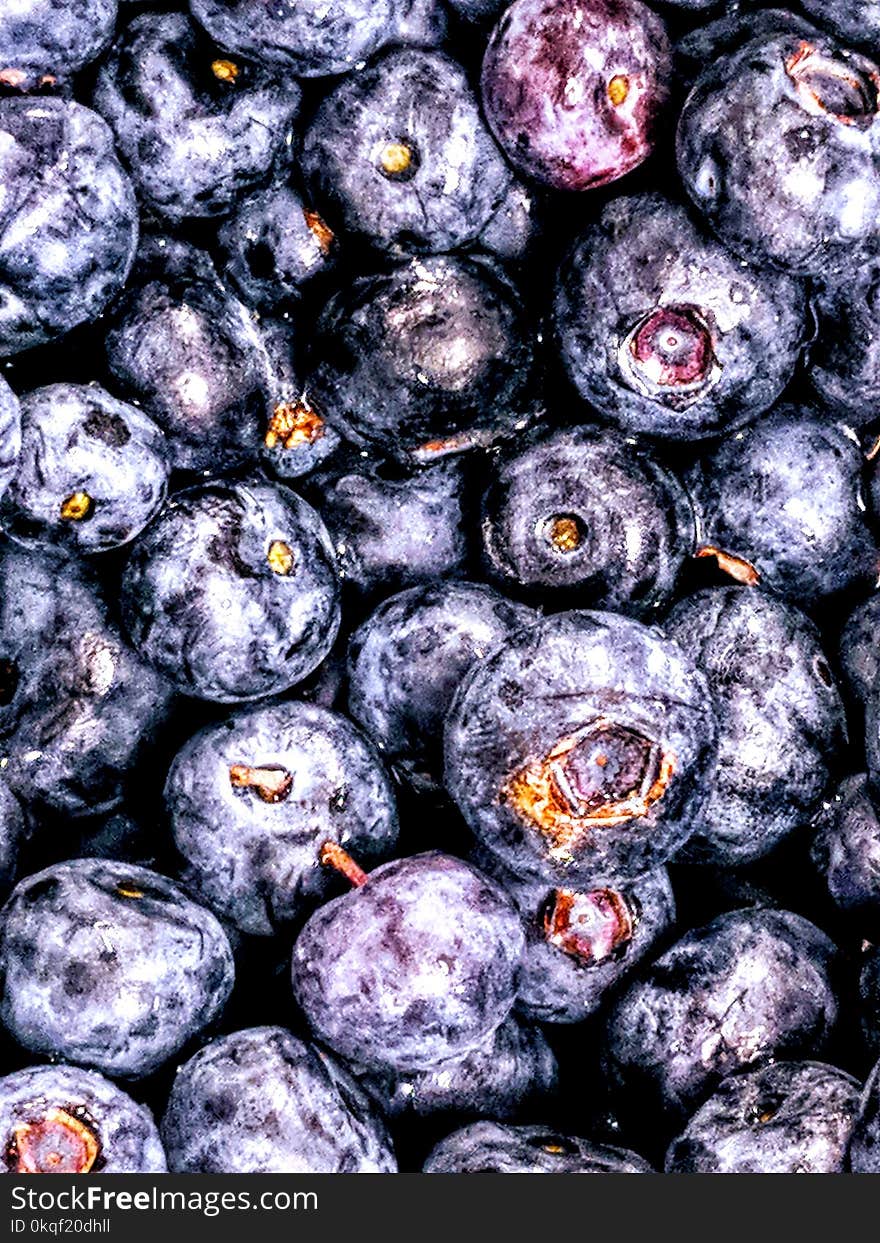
6,0 -> 880,1178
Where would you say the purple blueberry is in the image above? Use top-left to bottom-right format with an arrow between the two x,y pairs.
423,1122 -> 654,1173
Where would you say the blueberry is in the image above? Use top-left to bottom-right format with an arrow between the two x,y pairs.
93,13 -> 301,226
477,850 -> 676,1025
840,595 -> 880,707
604,908 -> 841,1120
0,781 -> 23,900
677,31 -> 880,275
104,239 -> 278,474
188,0 -> 410,78
446,0 -> 508,21
664,587 -> 847,866
121,480 -> 341,703
302,48 -> 511,256
291,851 -> 525,1074
445,610 -> 718,888
0,544 -> 176,818
799,1 -> 880,56
423,1122 -> 654,1173
0,383 -> 168,555
475,177 -> 544,267
165,701 -> 398,936
0,98 -> 138,357
0,1 -> 117,90
161,1026 -> 395,1173
849,1055 -> 880,1171
306,256 -> 538,465
0,378 -> 20,503
554,194 -> 808,440
217,186 -> 338,312
310,456 -> 471,599
348,581 -> 535,793
0,859 -> 234,1078
0,1064 -> 166,1174
357,1016 -> 558,1123
665,1061 -> 860,1173
479,425 -> 695,613
808,260 -> 880,426
812,776 -> 880,938
859,944 -> 880,1061
686,406 -> 878,608
481,0 -> 672,192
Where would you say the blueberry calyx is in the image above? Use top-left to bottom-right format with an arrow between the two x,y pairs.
620,305 -> 721,408
503,719 -> 676,861
267,540 -> 295,576
265,400 -> 325,452
376,140 -> 420,182
540,514 -> 586,555
228,763 -> 294,805
6,1107 -> 101,1174
302,210 -> 335,256
694,545 -> 761,586
210,59 -> 240,84
59,491 -> 94,523
543,886 -> 638,967
785,42 -> 880,129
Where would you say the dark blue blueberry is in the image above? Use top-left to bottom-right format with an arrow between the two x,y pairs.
859,944 -> 880,1061
475,177 -> 544,267
0,98 -> 138,357
481,0 -> 672,192
813,776 -> 880,937
291,852 -> 525,1074
554,194 -> 808,440
0,544 -> 176,818
357,1016 -> 558,1123
665,1061 -> 860,1173
604,908 -> 841,1120
93,13 -> 301,225
446,0 -> 508,21
305,256 -> 538,465
839,595 -> 880,707
677,31 -> 880,275
808,260 -> 880,426
686,406 -> 878,608
445,610 -> 718,888
0,780 -> 23,900
849,1055 -> 880,1171
0,1064 -> 166,1174
799,1 -> 880,55
258,316 -> 342,484
0,378 -> 20,503
477,849 -> 676,1025
310,456 -> 471,599
216,186 -> 338,312
121,480 -> 341,703
0,1 -> 116,88
161,1026 -> 396,1173
480,425 -> 694,613
348,581 -> 535,793
423,1122 -> 654,1173
302,48 -> 511,256
0,383 -> 168,555
0,859 -> 235,1078
165,701 -> 398,936
189,0 -> 412,78
674,6 -> 820,85
104,239 -> 281,475
665,588 -> 847,866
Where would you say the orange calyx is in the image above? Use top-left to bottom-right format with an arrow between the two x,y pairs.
303,209 -> 335,256
695,545 -> 760,586
265,400 -> 325,452
229,764 -> 293,804
9,1109 -> 101,1174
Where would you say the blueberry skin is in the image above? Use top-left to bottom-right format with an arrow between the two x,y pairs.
480,425 -> 695,614
121,481 -> 341,703
104,240 -> 277,474
165,701 -> 399,937
0,378 -> 20,503
476,177 -> 544,267
808,261 -> 880,426
0,1 -> 116,86
447,0 -> 508,20
478,849 -> 676,1025
686,406 -> 878,608
677,32 -> 880,276
849,1056 -> 880,1171
423,1122 -> 654,1174
302,48 -> 511,256
604,908 -> 841,1120
0,1064 -> 166,1174
305,256 -> 537,465
859,945 -> 880,1061
189,0 -> 407,77
348,582 -> 535,793
0,859 -> 235,1078
357,1016 -> 558,1123
554,194 -> 808,441
798,1 -> 880,55
217,186 -> 338,312
664,588 -> 847,866
445,610 -> 718,889
839,595 -> 880,707
162,1026 -> 395,1173
0,384 -> 168,555
0,98 -> 138,358
312,457 -> 470,599
0,781 -> 23,900
291,852 -> 525,1075
665,1061 -> 860,1174
93,13 -> 301,226
481,0 -> 672,193
812,776 -> 880,938
0,544 -> 176,818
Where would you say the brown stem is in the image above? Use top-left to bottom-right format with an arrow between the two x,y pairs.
229,764 -> 293,804
320,841 -> 368,888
